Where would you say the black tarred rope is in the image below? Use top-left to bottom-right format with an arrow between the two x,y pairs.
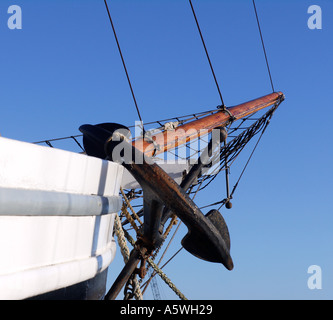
252,0 -> 275,93
104,0 -> 145,133
189,0 -> 226,108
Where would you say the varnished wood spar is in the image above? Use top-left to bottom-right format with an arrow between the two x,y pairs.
134,92 -> 284,157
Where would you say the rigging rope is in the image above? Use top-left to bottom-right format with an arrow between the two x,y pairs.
223,106 -> 275,207
120,217 -> 187,300
252,0 -> 275,92
120,187 -> 143,227
189,0 -> 225,108
190,104 -> 281,195
104,0 -> 145,134
114,213 -> 143,300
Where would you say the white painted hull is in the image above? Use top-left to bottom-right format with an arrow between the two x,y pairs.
0,137 -> 124,299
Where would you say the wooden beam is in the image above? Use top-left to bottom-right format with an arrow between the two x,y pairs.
134,92 -> 284,157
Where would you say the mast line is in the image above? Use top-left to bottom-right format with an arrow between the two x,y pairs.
104,0 -> 145,133
189,0 -> 226,108
252,0 -> 275,93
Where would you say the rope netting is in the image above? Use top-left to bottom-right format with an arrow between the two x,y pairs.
117,100 -> 282,205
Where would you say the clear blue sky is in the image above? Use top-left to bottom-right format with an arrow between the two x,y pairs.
1,0 -> 332,300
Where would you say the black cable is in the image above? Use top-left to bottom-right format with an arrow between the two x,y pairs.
252,0 -> 275,93
104,0 -> 145,133
189,0 -> 225,108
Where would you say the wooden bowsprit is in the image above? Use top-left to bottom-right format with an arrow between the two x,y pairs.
133,92 -> 284,158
